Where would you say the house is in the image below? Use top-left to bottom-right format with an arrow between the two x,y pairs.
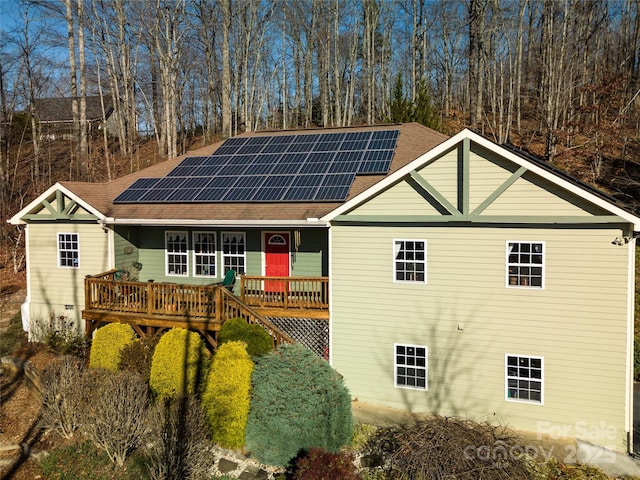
9,123 -> 640,454
33,96 -> 115,140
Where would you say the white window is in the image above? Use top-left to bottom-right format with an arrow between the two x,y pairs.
394,239 -> 426,283
507,241 -> 544,288
165,231 -> 188,276
58,233 -> 79,268
394,343 -> 427,390
193,232 -> 216,277
222,232 -> 246,275
505,354 -> 543,404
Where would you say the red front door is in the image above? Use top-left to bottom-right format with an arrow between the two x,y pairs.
265,233 -> 289,292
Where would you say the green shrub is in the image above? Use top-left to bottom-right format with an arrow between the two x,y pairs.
149,328 -> 210,398
286,448 -> 361,480
119,332 -> 161,383
218,317 -> 274,357
89,323 -> 137,372
202,341 -> 253,449
245,343 -> 353,467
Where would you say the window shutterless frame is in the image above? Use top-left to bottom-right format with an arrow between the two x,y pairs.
165,230 -> 188,276
393,239 -> 427,284
57,232 -> 79,268
506,241 -> 544,289
394,343 -> 428,390
505,353 -> 544,404
221,232 -> 246,275
192,231 -> 217,277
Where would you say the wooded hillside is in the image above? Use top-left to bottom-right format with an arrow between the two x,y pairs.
2,0 -> 640,275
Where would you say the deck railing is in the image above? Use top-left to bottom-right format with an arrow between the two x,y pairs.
83,273 -> 323,346
240,276 -> 329,311
85,276 -> 217,319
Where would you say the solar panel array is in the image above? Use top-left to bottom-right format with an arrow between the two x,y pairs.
114,129 -> 399,203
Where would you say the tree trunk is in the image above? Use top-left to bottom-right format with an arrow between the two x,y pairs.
221,0 -> 232,138
64,0 -> 80,176
78,0 -> 88,176
468,0 -> 487,129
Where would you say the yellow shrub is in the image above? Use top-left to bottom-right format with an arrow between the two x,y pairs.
149,328 -> 210,398
202,341 -> 253,449
88,323 -> 136,372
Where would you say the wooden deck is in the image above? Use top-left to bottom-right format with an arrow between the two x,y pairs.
82,270 -> 329,350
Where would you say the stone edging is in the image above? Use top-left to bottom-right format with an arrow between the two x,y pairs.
0,356 -> 43,400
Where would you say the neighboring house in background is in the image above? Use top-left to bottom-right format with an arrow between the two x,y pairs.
9,123 -> 640,455
33,96 -> 115,140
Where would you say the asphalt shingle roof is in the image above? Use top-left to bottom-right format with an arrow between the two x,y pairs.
59,123 -> 449,223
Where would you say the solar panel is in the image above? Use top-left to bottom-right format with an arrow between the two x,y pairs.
113,128 -> 400,203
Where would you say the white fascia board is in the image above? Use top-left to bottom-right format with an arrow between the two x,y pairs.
105,218 -> 330,228
322,128 -> 640,229
8,182 -> 107,225
321,130 -> 468,221
467,131 -> 640,230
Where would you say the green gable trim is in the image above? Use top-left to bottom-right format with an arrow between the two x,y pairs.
460,137 -> 470,214
22,213 -> 98,220
21,189 -> 98,221
472,165 -> 528,216
332,214 -> 625,224
409,170 -> 462,216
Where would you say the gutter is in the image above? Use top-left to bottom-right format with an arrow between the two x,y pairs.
99,217 -> 330,228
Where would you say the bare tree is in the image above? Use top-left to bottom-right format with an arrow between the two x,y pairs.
468,0 -> 487,129
221,0 -> 232,138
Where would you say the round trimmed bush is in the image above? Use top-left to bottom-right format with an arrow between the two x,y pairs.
218,317 -> 274,357
149,328 -> 210,398
245,343 -> 353,466
89,323 -> 136,372
202,341 -> 253,449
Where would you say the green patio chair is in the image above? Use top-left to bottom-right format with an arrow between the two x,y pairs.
214,269 -> 236,291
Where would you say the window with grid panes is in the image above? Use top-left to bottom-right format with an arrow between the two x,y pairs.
193,232 -> 216,277
58,233 -> 79,268
505,354 -> 543,403
394,239 -> 426,283
507,241 -> 543,288
222,232 -> 246,275
394,344 -> 427,390
165,231 -> 188,276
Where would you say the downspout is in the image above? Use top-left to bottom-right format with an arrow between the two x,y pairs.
23,224 -> 32,337
626,231 -> 638,454
98,219 -> 115,270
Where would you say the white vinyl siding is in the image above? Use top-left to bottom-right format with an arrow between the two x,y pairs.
57,233 -> 79,268
193,231 -> 216,277
165,231 -> 188,276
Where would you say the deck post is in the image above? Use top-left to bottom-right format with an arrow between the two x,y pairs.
215,287 -> 223,323
84,276 -> 91,311
147,282 -> 155,316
